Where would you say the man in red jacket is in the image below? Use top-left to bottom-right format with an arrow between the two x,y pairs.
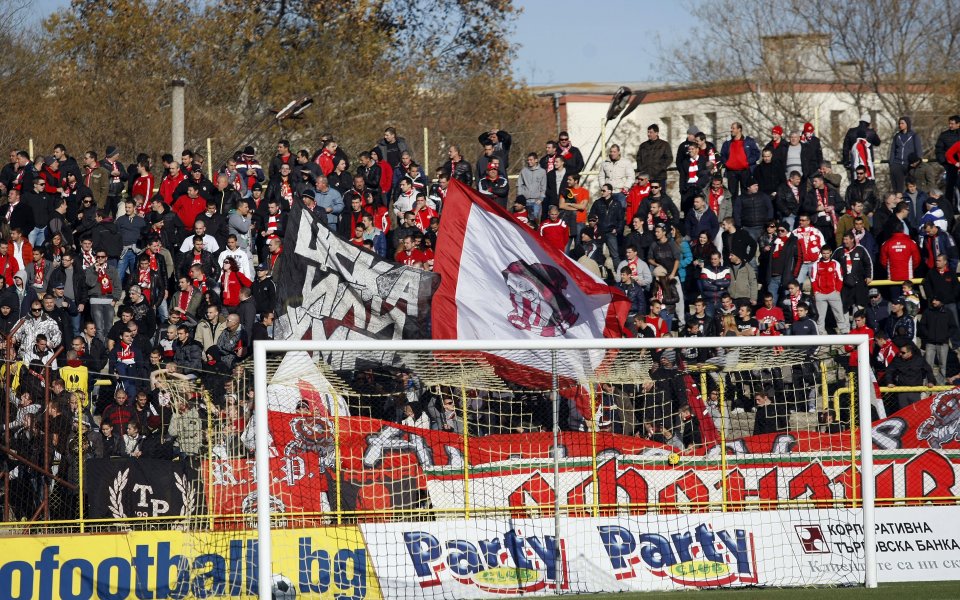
811,246 -> 848,334
880,231 -> 921,281
538,205 -> 569,253
172,184 -> 207,229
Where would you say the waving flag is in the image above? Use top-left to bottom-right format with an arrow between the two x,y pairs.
432,180 -> 629,388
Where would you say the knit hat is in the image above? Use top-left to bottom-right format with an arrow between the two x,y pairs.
772,125 -> 783,136
859,113 -> 871,124
243,145 -> 255,156
105,145 -> 119,157
686,125 -> 701,136
803,122 -> 814,134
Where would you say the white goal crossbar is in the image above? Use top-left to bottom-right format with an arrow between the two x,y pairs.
253,334 -> 877,598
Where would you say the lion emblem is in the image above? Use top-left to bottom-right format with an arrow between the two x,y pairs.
917,390 -> 960,449
501,260 -> 578,337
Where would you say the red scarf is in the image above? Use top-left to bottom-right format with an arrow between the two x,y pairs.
138,268 -> 152,302
267,213 -> 280,233
33,260 -> 44,286
772,235 -> 789,259
82,250 -> 95,269
193,278 -> 208,295
117,342 -> 134,363
106,160 -> 120,184
98,267 -> 112,295
146,249 -> 159,271
708,187 -> 723,214
687,157 -> 699,183
842,247 -> 853,272
177,288 -> 194,312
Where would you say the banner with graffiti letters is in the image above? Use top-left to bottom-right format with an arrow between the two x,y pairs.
273,197 -> 439,370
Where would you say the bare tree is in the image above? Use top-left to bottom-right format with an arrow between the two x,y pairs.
660,0 -> 960,155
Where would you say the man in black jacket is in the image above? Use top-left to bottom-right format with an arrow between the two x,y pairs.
720,217 -> 757,265
478,129 -> 512,168
917,297 -> 958,384
172,325 -> 203,377
90,209 -> 123,263
251,262 -> 277,316
834,231 -> 873,314
934,115 -> 960,203
734,179 -> 773,241
441,145 -> 473,186
636,124 -> 673,189
22,178 -> 49,247
2,189 -> 35,236
841,115 -> 882,182
589,184 -> 624,263
884,342 -> 935,409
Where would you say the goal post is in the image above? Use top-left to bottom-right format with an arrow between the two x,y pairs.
252,334 -> 877,599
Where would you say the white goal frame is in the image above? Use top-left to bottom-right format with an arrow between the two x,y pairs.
253,335 -> 877,598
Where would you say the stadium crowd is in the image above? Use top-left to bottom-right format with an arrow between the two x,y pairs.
3,113 -> 960,521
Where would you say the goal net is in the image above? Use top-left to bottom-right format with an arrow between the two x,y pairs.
208,336 -> 876,598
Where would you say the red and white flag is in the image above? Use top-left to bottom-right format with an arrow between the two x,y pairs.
432,179 -> 629,381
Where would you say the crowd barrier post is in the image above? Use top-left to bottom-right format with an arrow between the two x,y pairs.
550,350 -> 561,542
459,381 -> 471,519
848,372 -> 858,509
42,347 -> 63,521
820,359 -> 830,413
206,138 -> 213,182
588,382 -> 599,517
77,400 -> 85,532
333,386 -> 342,525
206,404 -> 215,531
422,127 -> 429,176
718,376 -> 728,512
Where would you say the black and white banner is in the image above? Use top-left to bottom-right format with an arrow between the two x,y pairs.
274,198 -> 439,368
85,458 -> 195,519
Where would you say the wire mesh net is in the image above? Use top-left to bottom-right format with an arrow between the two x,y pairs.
196,343 -> 877,596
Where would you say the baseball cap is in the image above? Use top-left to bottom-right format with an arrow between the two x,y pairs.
868,288 -> 880,298
256,262 -> 270,271
891,296 -> 905,305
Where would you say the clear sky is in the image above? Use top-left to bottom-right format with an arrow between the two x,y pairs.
31,0 -> 680,85
511,0 -> 683,85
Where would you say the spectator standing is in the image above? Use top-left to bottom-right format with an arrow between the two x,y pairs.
556,131 -> 584,174
636,124 -> 672,189
478,129 -> 512,168
516,153 -> 546,223
598,144 -> 633,207
883,342 -> 934,409
834,231 -> 873,315
312,176 -> 344,230
727,251 -> 757,305
811,246 -> 849,334
889,117 -> 922,193
734,179 -> 773,241
917,296 -> 958,384
934,115 -> 960,203
589,184 -> 624,262
719,122 -> 760,199
842,114 -> 882,181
